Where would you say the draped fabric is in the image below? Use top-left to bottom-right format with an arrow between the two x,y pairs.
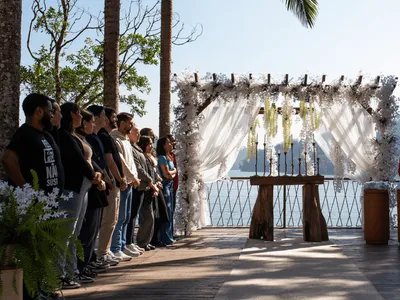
191,96 -> 261,227
314,99 -> 375,183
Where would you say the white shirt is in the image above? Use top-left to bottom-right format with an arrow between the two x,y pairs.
110,129 -> 138,184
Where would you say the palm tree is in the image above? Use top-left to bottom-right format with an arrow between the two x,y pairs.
284,0 -> 318,28
103,0 -> 120,112
0,0 -> 22,178
158,0 -> 318,137
159,0 -> 172,137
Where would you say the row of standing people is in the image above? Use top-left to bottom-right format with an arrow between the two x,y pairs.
1,93 -> 178,298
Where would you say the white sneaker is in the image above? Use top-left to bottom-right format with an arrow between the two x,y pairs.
126,244 -> 144,255
113,251 -> 132,261
123,247 -> 140,257
133,244 -> 145,254
107,250 -> 119,260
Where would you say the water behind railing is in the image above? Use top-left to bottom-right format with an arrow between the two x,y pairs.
205,173 -> 397,228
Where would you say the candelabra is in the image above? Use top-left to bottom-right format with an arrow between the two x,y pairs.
283,152 -> 287,176
277,152 -> 281,176
263,141 -> 267,176
291,142 -> 294,176
304,151 -> 308,176
298,157 -> 302,176
269,158 -> 273,176
255,140 -> 259,176
313,142 -> 316,175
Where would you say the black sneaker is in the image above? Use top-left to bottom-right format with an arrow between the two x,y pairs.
75,273 -> 95,284
87,260 -> 110,273
60,275 -> 81,289
147,244 -> 156,250
82,267 -> 98,278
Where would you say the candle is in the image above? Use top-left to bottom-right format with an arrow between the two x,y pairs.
264,134 -> 266,144
269,149 -> 272,159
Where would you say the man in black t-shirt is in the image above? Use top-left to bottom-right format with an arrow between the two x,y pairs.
2,93 -> 64,194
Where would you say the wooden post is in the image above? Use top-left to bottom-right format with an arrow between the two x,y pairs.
212,73 -> 217,81
285,74 -> 289,85
267,73 -> 271,84
231,73 -> 235,83
249,185 -> 274,241
322,74 -> 326,83
194,72 -> 198,83
302,184 -> 328,242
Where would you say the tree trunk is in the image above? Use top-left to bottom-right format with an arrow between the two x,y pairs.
103,0 -> 120,112
0,0 -> 21,179
159,0 -> 172,137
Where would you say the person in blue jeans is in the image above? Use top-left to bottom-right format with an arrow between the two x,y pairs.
156,137 -> 177,245
110,113 -> 141,261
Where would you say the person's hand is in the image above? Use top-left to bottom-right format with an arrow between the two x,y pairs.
120,181 -> 127,191
152,190 -> 159,198
156,182 -> 162,189
130,178 -> 140,188
97,180 -> 106,191
92,172 -> 102,184
149,182 -> 159,193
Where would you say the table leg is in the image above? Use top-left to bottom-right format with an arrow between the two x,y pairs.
249,185 -> 274,241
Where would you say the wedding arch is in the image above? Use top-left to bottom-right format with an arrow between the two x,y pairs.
172,73 -> 399,234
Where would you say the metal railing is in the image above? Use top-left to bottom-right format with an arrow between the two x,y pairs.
205,177 -> 397,228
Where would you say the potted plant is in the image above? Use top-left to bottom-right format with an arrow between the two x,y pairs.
0,170 -> 81,299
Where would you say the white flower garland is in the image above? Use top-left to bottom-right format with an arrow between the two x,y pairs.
173,73 -> 399,234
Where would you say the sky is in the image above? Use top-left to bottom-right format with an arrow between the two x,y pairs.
20,0 -> 400,133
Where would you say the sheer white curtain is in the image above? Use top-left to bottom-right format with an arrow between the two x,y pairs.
191,96 -> 260,227
314,99 -> 375,182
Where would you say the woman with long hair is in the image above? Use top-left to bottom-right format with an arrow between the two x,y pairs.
58,103 -> 103,289
156,137 -> 177,245
75,110 -> 110,282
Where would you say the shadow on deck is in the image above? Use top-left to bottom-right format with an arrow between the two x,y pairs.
62,228 -> 400,300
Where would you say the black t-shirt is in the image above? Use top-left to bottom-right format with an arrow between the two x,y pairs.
98,128 -> 124,187
7,123 -> 64,194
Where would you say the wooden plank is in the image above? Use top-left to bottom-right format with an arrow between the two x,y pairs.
250,175 -> 325,186
249,185 -> 273,240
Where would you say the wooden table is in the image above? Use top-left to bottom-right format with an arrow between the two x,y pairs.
249,175 -> 329,242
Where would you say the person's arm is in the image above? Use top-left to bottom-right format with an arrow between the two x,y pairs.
160,164 -> 176,179
158,156 -> 176,179
105,153 -> 126,189
60,132 -> 99,183
133,151 -> 154,188
2,150 -> 25,187
114,139 -> 135,184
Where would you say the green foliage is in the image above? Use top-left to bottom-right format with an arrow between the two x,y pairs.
0,171 -> 82,297
21,2 -> 162,116
284,0 -> 319,28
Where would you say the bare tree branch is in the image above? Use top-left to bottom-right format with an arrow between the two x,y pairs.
81,91 -> 103,108
27,1 -> 41,61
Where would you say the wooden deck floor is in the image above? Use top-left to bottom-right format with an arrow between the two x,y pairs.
62,228 -> 248,300
62,228 -> 400,300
